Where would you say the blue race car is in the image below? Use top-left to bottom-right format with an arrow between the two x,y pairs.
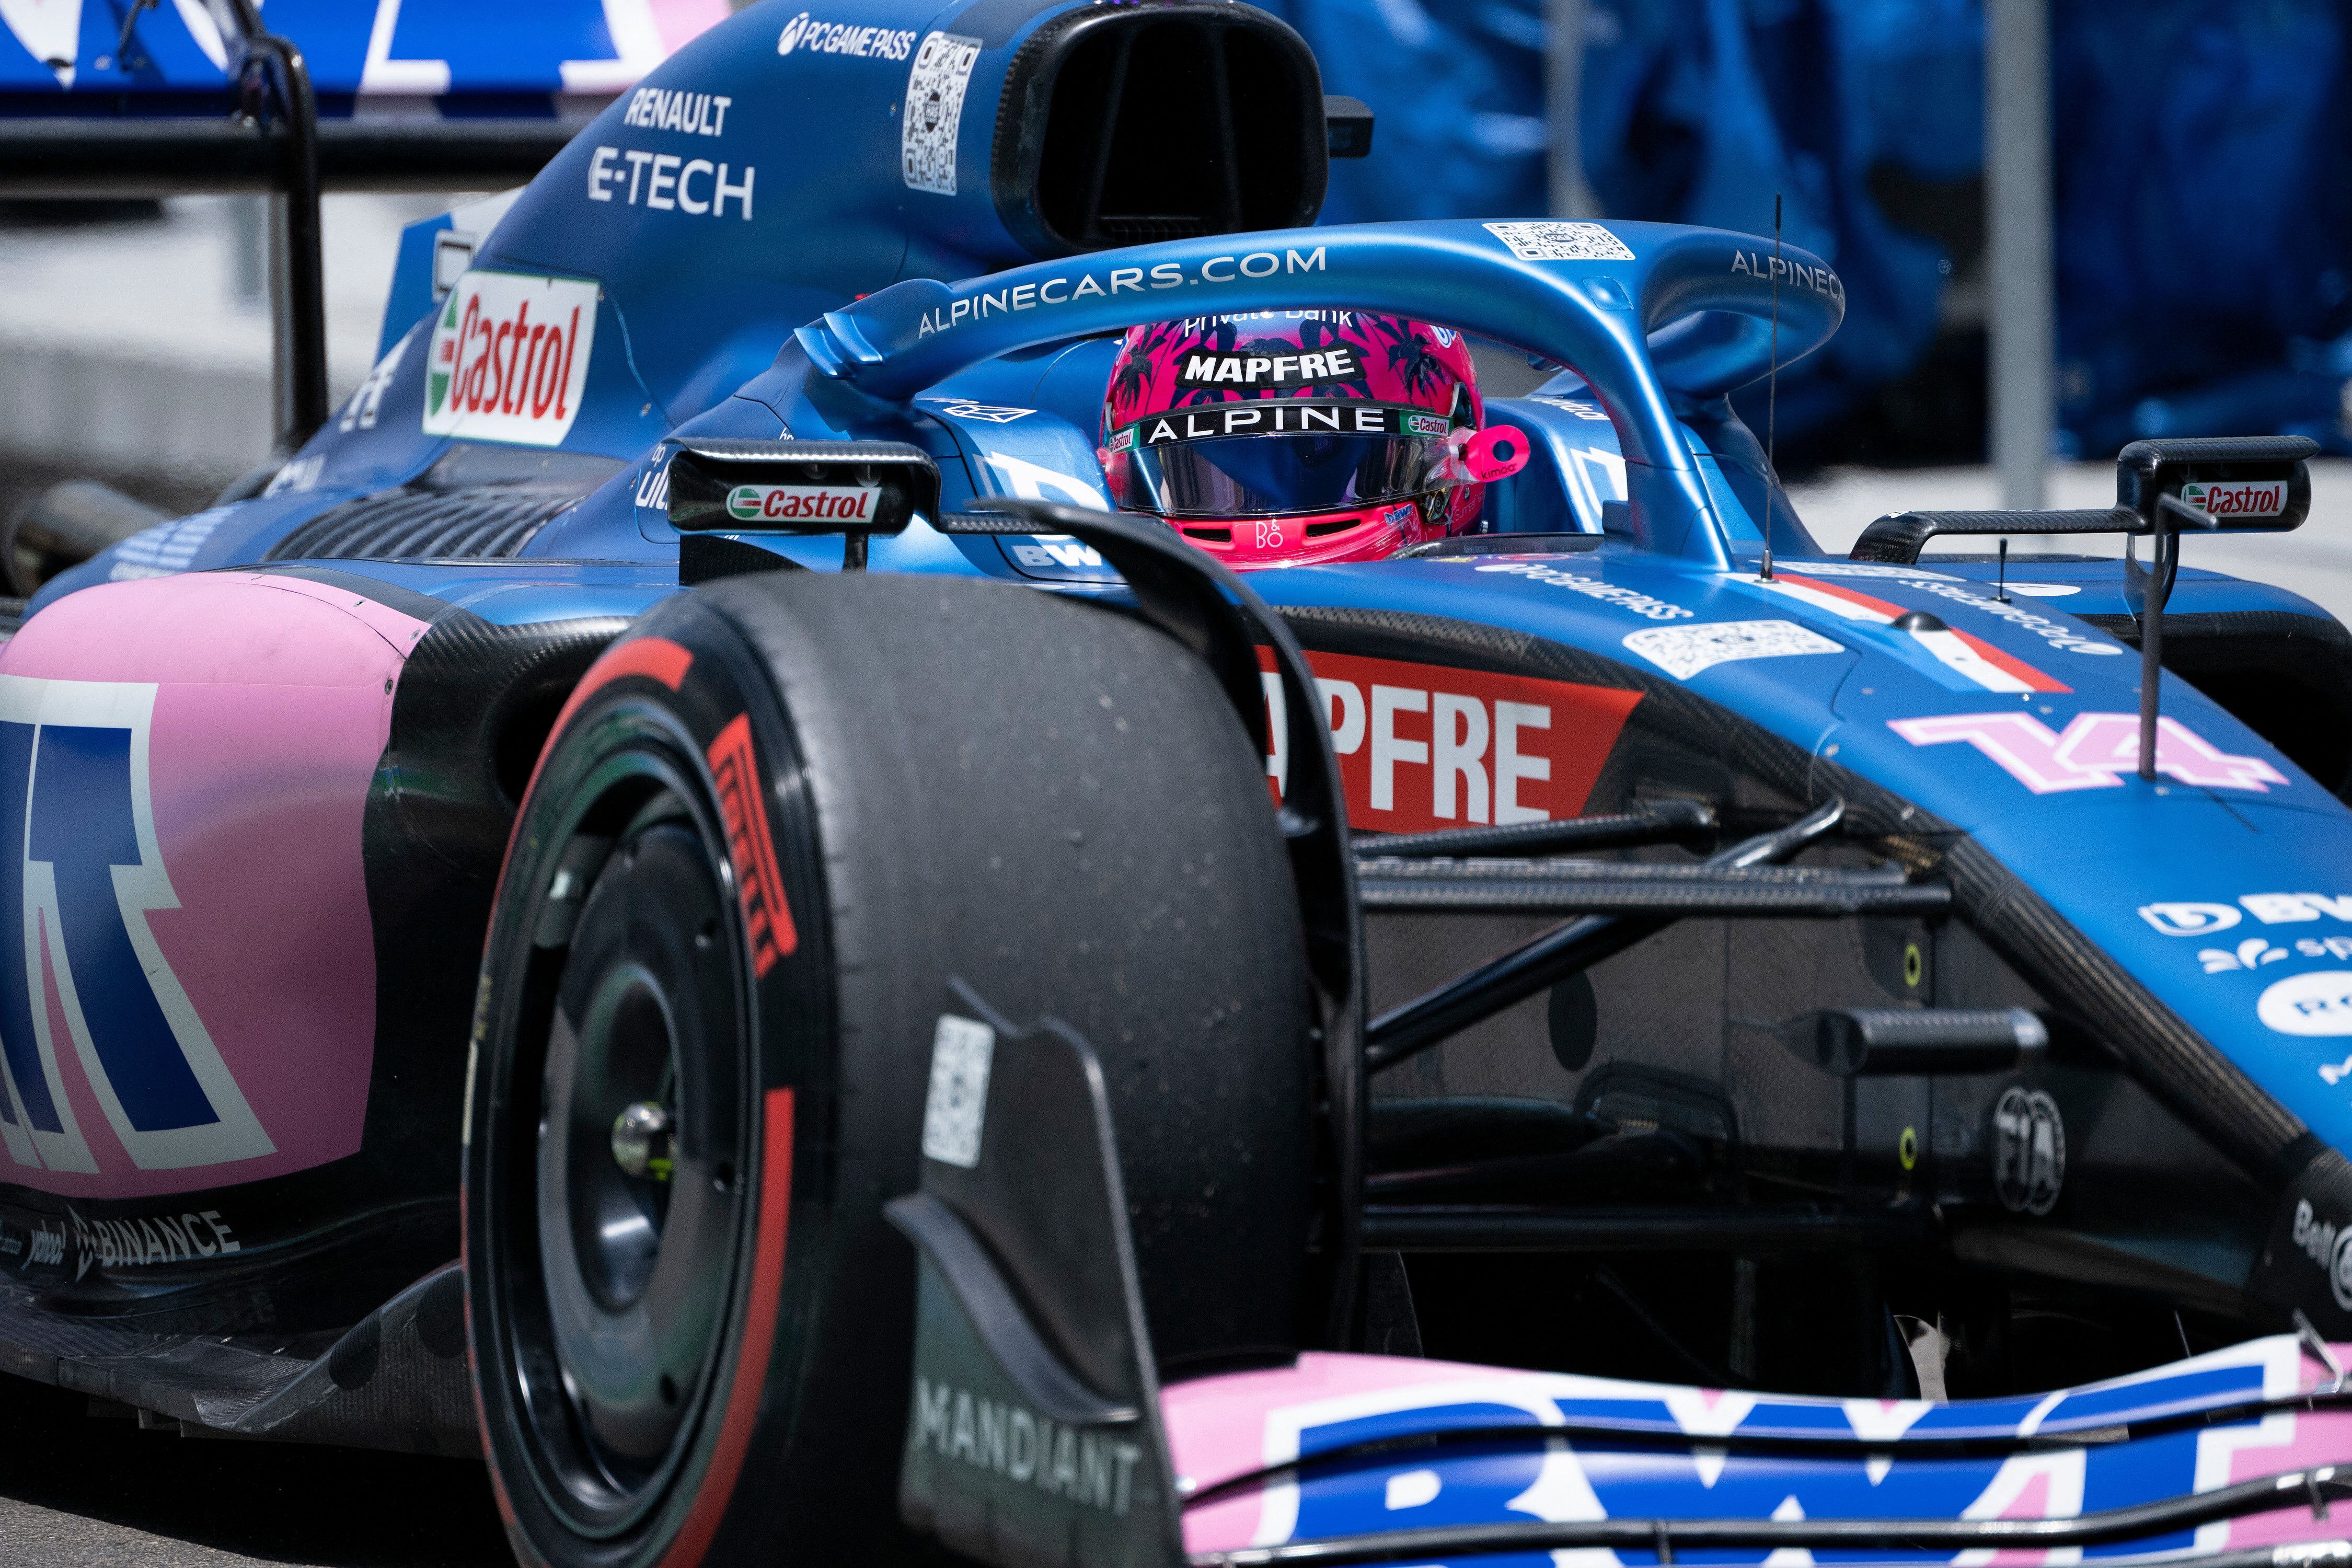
4,3 -> 2352,1566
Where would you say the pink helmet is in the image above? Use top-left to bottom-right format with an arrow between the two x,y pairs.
1098,311 -> 1530,568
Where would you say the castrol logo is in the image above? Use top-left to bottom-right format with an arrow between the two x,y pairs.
2181,478 -> 2287,518
724,483 -> 880,524
423,270 -> 598,447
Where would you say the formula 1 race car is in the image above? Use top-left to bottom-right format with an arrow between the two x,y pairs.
5,3 -> 2352,1567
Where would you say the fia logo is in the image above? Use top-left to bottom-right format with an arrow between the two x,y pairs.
0,678 -> 271,1175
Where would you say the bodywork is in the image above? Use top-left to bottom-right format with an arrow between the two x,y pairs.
3,0 -> 2351,1553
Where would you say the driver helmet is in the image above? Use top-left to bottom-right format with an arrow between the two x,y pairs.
1098,310 -> 1529,567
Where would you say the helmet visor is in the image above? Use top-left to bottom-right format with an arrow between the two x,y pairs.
1105,401 -> 1455,519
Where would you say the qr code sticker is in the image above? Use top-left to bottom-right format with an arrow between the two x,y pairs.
902,32 -> 983,196
1484,222 -> 1636,262
920,1013 -> 995,1167
1622,620 -> 1844,681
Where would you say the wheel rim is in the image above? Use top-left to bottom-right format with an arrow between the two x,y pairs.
496,740 -> 753,1535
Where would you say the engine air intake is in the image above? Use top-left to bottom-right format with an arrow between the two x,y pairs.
993,3 -> 1328,257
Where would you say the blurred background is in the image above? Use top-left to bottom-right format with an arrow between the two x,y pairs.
4,0 -> 2351,608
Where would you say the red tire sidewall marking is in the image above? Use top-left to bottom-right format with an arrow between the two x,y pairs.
657,1085 -> 796,1568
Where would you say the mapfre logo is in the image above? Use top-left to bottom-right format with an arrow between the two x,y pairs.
423,271 -> 598,447
0,677 -> 271,1178
2182,479 -> 2287,519
1260,650 -> 1643,834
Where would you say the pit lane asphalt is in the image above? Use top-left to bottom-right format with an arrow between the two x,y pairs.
0,1372 -> 509,1567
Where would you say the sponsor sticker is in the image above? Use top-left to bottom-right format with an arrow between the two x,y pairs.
1991,1088 -> 2064,1216
919,396 -> 1034,424
633,456 -> 673,513
262,455 -> 325,498
2199,937 -> 2295,974
1890,712 -> 2289,794
921,1015 -> 994,1168
621,87 -> 732,137
777,12 -> 916,59
108,509 -> 232,581
424,271 -> 598,447
1178,346 -> 1360,388
2259,971 -> 2352,1037
913,248 -> 1330,339
1622,620 -> 1846,681
1130,401 -> 1426,447
64,1205 -> 239,1279
2291,1198 -> 2352,1309
1485,221 -> 1636,262
908,1376 -> 1144,1513
1772,561 -> 1961,583
903,32 -> 983,196
2182,478 -> 2288,520
1529,395 -> 1610,421
1006,536 -> 1106,573
1258,648 -> 1642,832
2143,894 -> 2352,936
2198,936 -> 2352,973
1730,247 -> 1845,302
587,146 -> 755,219
724,483 -> 880,524
338,337 -> 407,435
1747,572 -> 2076,691
1470,560 -> 1693,621
706,714 -> 795,978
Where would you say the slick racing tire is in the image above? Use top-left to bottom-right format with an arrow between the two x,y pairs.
464,572 -> 1312,1568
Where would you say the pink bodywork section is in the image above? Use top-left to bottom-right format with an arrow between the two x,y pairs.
647,0 -> 733,52
0,572 -> 425,1198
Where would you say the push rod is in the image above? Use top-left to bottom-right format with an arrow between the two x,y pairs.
1353,800 -> 1715,859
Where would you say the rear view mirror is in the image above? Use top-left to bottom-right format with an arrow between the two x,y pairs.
2117,435 -> 2316,533
665,440 -> 939,536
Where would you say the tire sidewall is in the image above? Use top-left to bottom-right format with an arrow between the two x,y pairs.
464,599 -> 835,1568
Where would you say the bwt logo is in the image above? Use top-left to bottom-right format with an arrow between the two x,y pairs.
0,677 -> 270,1177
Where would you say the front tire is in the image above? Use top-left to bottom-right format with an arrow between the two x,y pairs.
465,573 -> 1313,1567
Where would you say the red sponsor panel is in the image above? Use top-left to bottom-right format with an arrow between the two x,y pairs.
1259,649 -> 1641,833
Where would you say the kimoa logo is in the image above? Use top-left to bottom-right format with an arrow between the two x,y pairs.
424,271 -> 598,448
